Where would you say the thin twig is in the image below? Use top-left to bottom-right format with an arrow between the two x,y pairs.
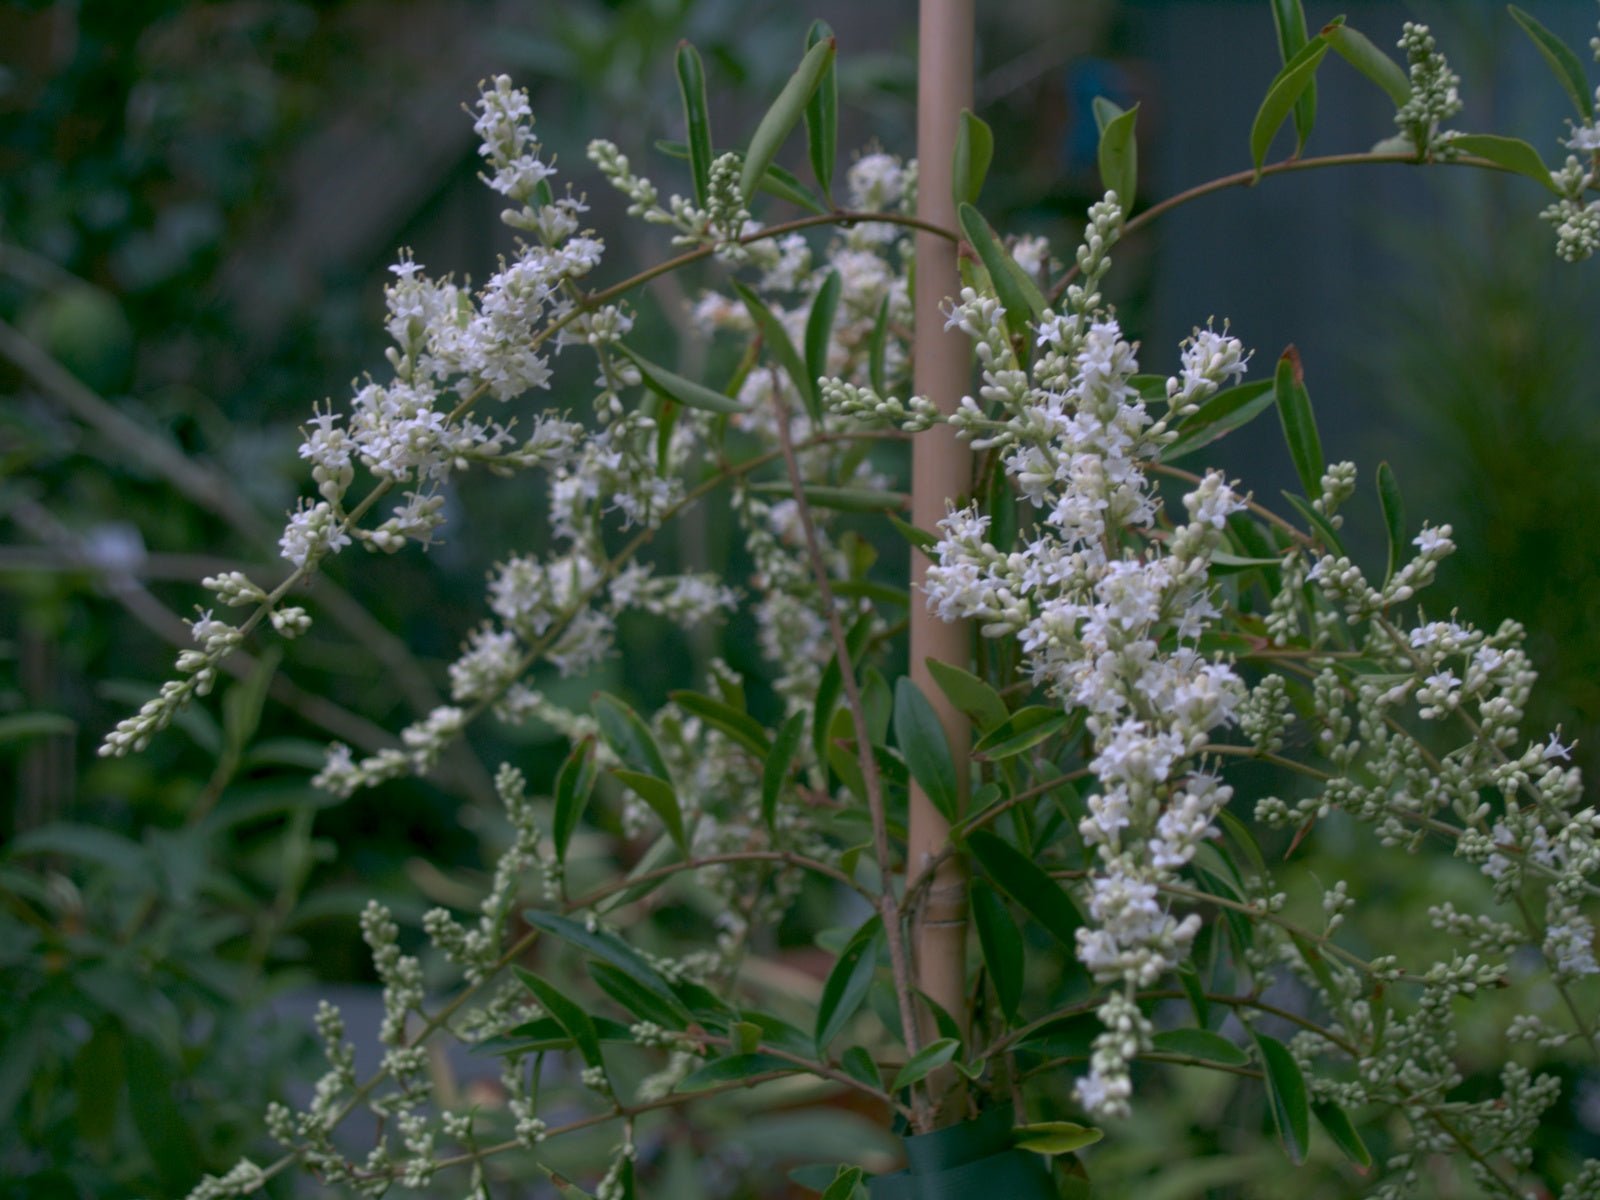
769,380 -> 930,1131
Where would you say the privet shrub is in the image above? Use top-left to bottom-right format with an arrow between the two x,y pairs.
103,5 -> 1600,1197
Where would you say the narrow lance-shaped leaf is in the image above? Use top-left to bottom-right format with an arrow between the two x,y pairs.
1256,1032 -> 1311,1164
1452,133 -> 1561,195
1273,346 -> 1324,499
612,769 -> 687,852
893,678 -> 960,823
868,294 -> 891,396
891,1037 -> 960,1092
971,880 -> 1024,1022
616,343 -> 743,414
821,1166 -> 866,1200
761,710 -> 806,831
812,612 -> 874,767
657,139 -> 827,213
552,736 -> 598,863
593,692 -> 670,780
1270,0 -> 1318,149
1251,36 -> 1332,174
926,658 -> 1008,732
1096,100 -> 1139,209
1377,460 -> 1405,586
675,42 -> 713,208
516,968 -> 604,1069
732,280 -> 818,421
1161,378 -> 1276,462
669,690 -> 770,758
804,270 -> 842,402
1508,5 -> 1595,120
957,202 -> 1046,343
972,706 -> 1070,761
1150,1027 -> 1250,1067
803,20 -> 838,196
952,108 -> 994,208
966,829 -> 1083,948
741,36 -> 837,203
589,961 -> 691,1030
1313,1099 -> 1374,1170
815,915 -> 883,1050
522,910 -> 680,1006
677,1052 -> 800,1092
1325,24 -> 1411,108
1012,1122 -> 1104,1155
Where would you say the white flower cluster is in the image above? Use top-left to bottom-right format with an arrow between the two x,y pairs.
1541,23 -> 1600,262
1395,23 -> 1462,154
926,195 -> 1256,1115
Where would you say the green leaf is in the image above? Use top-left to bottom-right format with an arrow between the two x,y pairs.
1273,346 -> 1324,500
888,513 -> 938,555
669,690 -> 770,758
1377,461 -> 1405,586
971,880 -> 1024,1022
1091,95 -> 1122,135
972,706 -> 1070,761
1508,5 -> 1595,119
803,21 -> 838,196
73,1021 -> 124,1147
612,769 -> 687,852
732,280 -> 818,421
593,692 -> 670,780
589,961 -> 691,1030
762,710 -> 806,832
1313,1099 -> 1373,1170
0,712 -> 76,744
957,203 -> 1046,342
616,343 -> 743,414
1251,37 -> 1332,173
1151,1027 -> 1249,1067
1282,492 -> 1348,558
1270,0 -> 1318,148
966,830 -> 1083,948
523,909 -> 680,1007
1325,24 -> 1411,108
841,1045 -> 882,1090
891,1037 -> 960,1092
760,161 -> 830,214
678,1052 -> 800,1092
868,294 -> 891,396
125,1034 -> 200,1194
815,916 -> 883,1050
893,679 -> 959,822
1452,133 -> 1560,195
1012,1121 -> 1104,1155
1255,1033 -> 1311,1164
1096,100 -> 1140,209
675,42 -> 713,208
952,109 -> 995,208
926,658 -> 1008,733
1161,378 -> 1276,461
516,968 -> 604,1069
8,822 -> 145,873
553,737 -> 598,864
821,1166 -> 866,1200
812,612 -> 873,768
1178,962 -> 1211,1028
741,36 -> 837,203
805,271 -> 842,402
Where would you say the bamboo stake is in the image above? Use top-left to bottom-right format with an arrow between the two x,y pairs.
909,0 -> 975,1123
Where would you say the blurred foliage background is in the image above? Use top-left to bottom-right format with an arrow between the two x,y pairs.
2,0 -> 1597,1196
